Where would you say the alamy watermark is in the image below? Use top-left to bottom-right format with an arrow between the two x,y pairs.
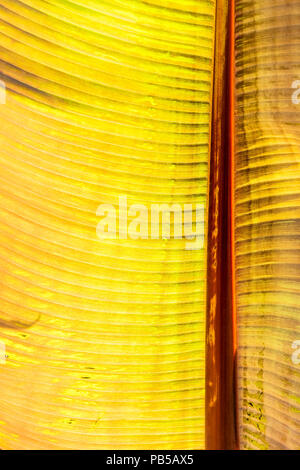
291,340 -> 300,365
0,80 -> 6,104
0,341 -> 6,364
291,80 -> 300,104
96,196 -> 205,250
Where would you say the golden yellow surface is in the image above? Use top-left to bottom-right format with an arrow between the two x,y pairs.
0,0 -> 216,449
235,0 -> 300,450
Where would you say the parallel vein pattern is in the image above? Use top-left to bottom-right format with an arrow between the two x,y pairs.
0,0 -> 216,449
235,0 -> 300,450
